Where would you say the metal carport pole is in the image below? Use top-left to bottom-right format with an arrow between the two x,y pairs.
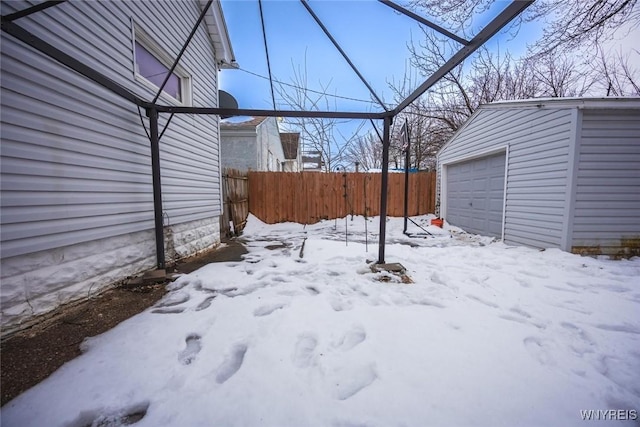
147,107 -> 165,270
377,115 -> 392,264
1,1 -> 67,23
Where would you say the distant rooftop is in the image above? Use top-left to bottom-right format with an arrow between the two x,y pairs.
220,116 -> 269,129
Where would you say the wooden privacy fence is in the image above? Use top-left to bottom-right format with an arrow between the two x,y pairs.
249,171 -> 436,224
220,168 -> 249,236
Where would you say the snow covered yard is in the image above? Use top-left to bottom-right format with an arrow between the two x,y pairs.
3,215 -> 639,427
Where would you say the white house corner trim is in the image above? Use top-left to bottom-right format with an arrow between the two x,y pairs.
439,163 -> 448,219
560,108 -> 582,252
500,144 -> 510,242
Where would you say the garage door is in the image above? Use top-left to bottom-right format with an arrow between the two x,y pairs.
446,152 -> 506,237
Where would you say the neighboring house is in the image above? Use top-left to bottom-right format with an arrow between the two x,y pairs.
1,1 -> 235,334
280,132 -> 302,172
302,151 -> 324,171
437,97 -> 640,256
220,116 -> 285,171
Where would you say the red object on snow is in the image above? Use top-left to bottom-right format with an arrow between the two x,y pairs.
431,218 -> 444,228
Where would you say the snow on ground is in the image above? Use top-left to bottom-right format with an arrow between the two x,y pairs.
3,215 -> 640,427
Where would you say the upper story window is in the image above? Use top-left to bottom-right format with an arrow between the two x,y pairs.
133,26 -> 192,105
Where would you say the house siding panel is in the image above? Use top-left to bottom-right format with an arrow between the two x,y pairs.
1,0 -> 224,331
221,117 -> 284,171
571,109 -> 640,253
257,118 -> 285,171
439,106 -> 573,248
220,133 -> 259,171
1,0 -> 221,259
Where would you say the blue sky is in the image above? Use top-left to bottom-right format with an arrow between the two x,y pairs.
218,0 -> 541,113
217,0 -> 638,160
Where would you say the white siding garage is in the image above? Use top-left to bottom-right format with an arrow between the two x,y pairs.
437,98 -> 640,256
445,152 -> 505,238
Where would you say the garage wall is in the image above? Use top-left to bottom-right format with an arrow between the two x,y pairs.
571,109 -> 640,253
439,106 -> 574,248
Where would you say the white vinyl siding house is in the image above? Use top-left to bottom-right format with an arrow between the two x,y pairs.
437,98 -> 640,256
220,116 -> 285,171
1,1 -> 235,334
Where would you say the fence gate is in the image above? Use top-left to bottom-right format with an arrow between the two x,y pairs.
221,168 -> 249,237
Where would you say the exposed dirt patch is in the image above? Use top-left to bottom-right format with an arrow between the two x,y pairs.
1,284 -> 166,407
1,239 -> 248,407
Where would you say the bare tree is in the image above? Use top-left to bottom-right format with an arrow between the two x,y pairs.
590,48 -> 640,95
529,53 -> 593,97
274,59 -> 364,172
527,0 -> 639,56
388,30 -> 605,167
343,132 -> 383,171
381,0 -> 638,171
408,0 -> 639,56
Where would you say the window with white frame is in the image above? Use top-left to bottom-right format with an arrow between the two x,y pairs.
133,26 -> 191,105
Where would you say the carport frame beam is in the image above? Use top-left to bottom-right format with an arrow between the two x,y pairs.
1,0 -> 534,269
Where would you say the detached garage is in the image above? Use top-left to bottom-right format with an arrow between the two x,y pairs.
437,97 -> 640,256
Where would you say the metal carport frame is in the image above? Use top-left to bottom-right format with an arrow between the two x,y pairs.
1,0 -> 533,269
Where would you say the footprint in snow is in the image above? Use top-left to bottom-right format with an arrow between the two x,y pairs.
329,297 -> 353,312
253,302 -> 287,317
218,287 -> 238,297
518,269 -> 549,279
523,336 -> 555,366
305,286 -> 320,295
65,401 -> 150,427
293,333 -> 318,368
498,306 -> 535,326
243,254 -> 263,264
153,291 -> 190,313
179,334 -> 202,365
332,363 -> 377,400
215,343 -> 248,384
510,307 -> 532,318
560,322 -> 596,357
544,285 -> 580,294
334,325 -> 366,352
498,314 -> 528,325
195,295 -> 217,311
155,291 -> 190,307
594,323 -> 640,335
152,307 -> 185,314
411,297 -> 446,308
466,294 -> 499,309
516,278 -> 532,288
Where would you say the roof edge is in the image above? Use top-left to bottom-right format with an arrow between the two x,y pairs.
201,0 -> 237,70
481,96 -> 640,110
437,96 -> 640,158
